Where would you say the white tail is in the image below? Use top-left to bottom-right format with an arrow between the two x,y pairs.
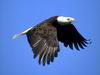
12,34 -> 22,39
12,27 -> 33,39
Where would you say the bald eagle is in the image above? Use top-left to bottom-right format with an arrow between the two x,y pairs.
13,16 -> 90,66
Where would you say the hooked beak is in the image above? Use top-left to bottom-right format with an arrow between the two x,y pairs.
70,18 -> 75,22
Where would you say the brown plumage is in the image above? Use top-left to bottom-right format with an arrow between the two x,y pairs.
13,16 -> 90,66
26,22 -> 60,65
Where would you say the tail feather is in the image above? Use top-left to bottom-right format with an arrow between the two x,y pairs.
12,27 -> 33,39
12,34 -> 22,39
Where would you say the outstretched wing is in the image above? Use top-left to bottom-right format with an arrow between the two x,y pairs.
57,24 -> 89,50
26,23 -> 59,65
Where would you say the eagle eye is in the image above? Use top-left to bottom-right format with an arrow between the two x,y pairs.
67,18 -> 70,20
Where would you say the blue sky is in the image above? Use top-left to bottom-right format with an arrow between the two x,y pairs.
0,0 -> 100,75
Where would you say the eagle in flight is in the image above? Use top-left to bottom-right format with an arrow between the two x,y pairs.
13,16 -> 90,66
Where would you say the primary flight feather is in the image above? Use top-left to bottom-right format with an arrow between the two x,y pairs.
13,16 -> 90,66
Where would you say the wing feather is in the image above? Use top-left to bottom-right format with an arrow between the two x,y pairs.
26,23 -> 59,65
57,24 -> 89,50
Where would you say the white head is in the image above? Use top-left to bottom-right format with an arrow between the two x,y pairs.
57,16 -> 75,24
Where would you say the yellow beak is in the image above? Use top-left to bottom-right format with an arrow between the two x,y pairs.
70,18 -> 75,22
